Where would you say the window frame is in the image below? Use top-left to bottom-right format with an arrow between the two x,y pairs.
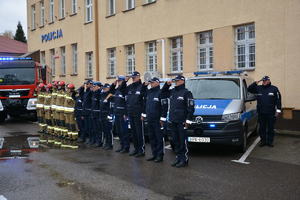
31,5 -> 36,30
59,0 -> 65,19
197,31 -> 213,71
71,0 -> 77,14
107,48 -> 116,77
235,23 -> 256,69
86,52 -> 93,79
40,1 -> 45,27
126,0 -> 135,10
170,37 -> 183,73
126,45 -> 135,75
49,0 -> 54,23
85,0 -> 93,23
108,0 -> 116,16
145,41 -> 157,72
60,46 -> 66,75
72,44 -> 78,75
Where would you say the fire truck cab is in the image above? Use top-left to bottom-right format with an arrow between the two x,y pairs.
0,57 -> 51,122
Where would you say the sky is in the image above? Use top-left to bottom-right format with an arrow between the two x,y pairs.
0,0 -> 27,37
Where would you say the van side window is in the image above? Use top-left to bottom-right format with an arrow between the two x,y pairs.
242,80 -> 247,99
244,79 -> 256,100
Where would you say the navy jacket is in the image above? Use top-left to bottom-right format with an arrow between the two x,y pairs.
161,83 -> 194,123
125,80 -> 147,116
91,89 -> 101,118
110,81 -> 127,116
99,91 -> 113,118
248,82 -> 282,115
82,87 -> 93,116
144,85 -> 166,121
73,88 -> 84,118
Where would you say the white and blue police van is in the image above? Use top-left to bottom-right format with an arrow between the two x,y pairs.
185,70 -> 258,152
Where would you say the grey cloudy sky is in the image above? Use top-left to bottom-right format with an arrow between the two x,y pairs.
0,0 -> 27,36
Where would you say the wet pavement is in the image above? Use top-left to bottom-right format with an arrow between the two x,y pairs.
0,117 -> 300,200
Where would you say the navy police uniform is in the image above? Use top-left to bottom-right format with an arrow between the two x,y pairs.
111,76 -> 130,153
161,75 -> 194,167
74,87 -> 84,140
81,80 -> 93,143
248,76 -> 282,146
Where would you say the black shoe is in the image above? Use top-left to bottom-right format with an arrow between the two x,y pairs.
171,160 -> 180,167
267,144 -> 274,147
154,156 -> 163,163
146,156 -> 156,161
115,148 -> 123,152
120,149 -> 129,153
93,143 -> 103,148
129,151 -> 138,156
105,146 -> 113,150
176,161 -> 188,168
259,142 -> 266,147
135,152 -> 145,158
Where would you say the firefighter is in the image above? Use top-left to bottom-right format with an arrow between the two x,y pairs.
100,83 -> 114,150
142,77 -> 167,162
126,71 -> 147,157
56,81 -> 67,139
161,75 -> 195,168
64,84 -> 76,140
50,81 -> 59,138
44,83 -> 53,135
90,82 -> 103,147
79,80 -> 93,143
248,76 -> 282,147
74,86 -> 84,142
36,83 -> 46,133
110,76 -> 130,153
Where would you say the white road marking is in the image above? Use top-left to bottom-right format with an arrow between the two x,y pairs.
232,136 -> 261,165
164,144 -> 172,150
0,195 -> 7,200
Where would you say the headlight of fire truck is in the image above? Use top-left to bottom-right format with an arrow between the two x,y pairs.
27,137 -> 40,148
0,100 -> 4,111
27,98 -> 37,110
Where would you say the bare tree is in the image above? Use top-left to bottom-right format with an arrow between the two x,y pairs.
1,30 -> 14,39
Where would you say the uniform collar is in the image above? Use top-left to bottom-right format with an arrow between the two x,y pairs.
175,84 -> 185,91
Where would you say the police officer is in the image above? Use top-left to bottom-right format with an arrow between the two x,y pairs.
126,71 -> 147,157
37,83 -> 46,133
80,80 -> 93,144
143,77 -> 167,162
100,83 -> 114,150
90,82 -> 103,147
162,75 -> 194,168
248,76 -> 282,147
110,76 -> 130,153
74,86 -> 84,142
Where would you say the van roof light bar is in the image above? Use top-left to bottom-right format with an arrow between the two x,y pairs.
0,57 -> 32,61
194,70 -> 245,76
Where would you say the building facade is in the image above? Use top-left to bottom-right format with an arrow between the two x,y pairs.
27,0 -> 300,112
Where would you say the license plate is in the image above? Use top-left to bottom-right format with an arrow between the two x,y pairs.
188,137 -> 210,143
9,94 -> 20,98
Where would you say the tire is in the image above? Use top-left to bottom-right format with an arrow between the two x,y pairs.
238,126 -> 247,153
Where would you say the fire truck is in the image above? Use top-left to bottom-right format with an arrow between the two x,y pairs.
0,57 -> 52,122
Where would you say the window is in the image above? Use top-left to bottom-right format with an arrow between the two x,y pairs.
71,0 -> 77,14
59,0 -> 65,19
235,24 -> 255,69
72,44 -> 78,74
126,0 -> 135,10
170,37 -> 183,73
85,0 -> 93,22
86,52 -> 93,78
50,49 -> 55,76
40,1 -> 45,26
40,51 -> 45,65
60,47 -> 66,75
49,0 -> 54,23
146,41 -> 157,72
126,45 -> 135,75
108,0 -> 115,15
31,5 -> 36,30
107,48 -> 116,77
145,0 -> 155,4
197,31 -> 213,70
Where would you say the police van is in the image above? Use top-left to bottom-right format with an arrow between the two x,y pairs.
185,70 -> 258,152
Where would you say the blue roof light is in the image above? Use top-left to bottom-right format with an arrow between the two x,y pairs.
0,57 -> 32,61
194,70 -> 244,76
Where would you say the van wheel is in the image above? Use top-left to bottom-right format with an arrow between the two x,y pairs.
238,127 -> 247,153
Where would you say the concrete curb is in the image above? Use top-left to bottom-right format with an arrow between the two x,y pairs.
275,129 -> 300,138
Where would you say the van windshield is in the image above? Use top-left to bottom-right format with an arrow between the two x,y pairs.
185,78 -> 241,99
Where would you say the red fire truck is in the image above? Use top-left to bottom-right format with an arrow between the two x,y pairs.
0,57 -> 52,122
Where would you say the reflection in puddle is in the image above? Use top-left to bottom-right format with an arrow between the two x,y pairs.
0,134 -> 78,160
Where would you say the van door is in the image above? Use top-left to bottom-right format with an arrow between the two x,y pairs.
242,79 -> 257,132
